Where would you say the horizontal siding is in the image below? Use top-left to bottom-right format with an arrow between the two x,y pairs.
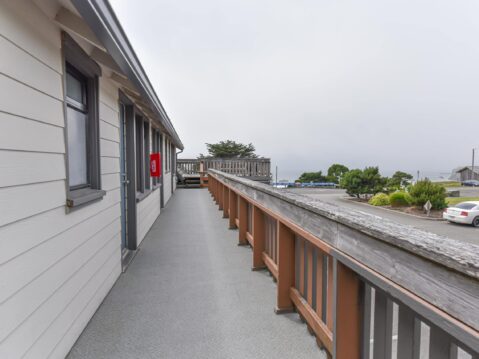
0,112 -> 65,153
0,35 -> 63,99
101,138 -> 120,158
0,204 -> 120,306
137,188 -> 161,245
0,74 -> 64,127
0,188 -> 121,265
101,156 -> 120,175
29,255 -> 121,359
0,151 -> 65,188
99,78 -> 119,111
163,172 -> 172,204
99,101 -> 119,129
0,233 -> 120,359
0,1 -> 62,73
0,180 -> 66,227
100,120 -> 119,143
0,216 -> 120,342
102,173 -> 120,192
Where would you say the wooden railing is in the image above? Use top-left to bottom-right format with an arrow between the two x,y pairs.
177,158 -> 271,181
208,169 -> 479,359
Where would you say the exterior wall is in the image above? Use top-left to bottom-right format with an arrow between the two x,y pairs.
0,1 -> 121,358
136,122 -> 162,245
137,188 -> 161,245
459,168 -> 479,181
0,1 -> 179,357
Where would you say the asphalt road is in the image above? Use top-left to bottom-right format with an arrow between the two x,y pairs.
285,188 -> 479,246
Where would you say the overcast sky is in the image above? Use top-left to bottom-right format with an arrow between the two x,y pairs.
110,0 -> 479,180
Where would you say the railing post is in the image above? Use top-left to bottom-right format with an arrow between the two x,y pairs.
229,190 -> 237,229
218,182 -> 224,210
214,179 -> 219,205
238,196 -> 248,245
223,185 -> 229,218
252,206 -> 265,270
333,260 -> 361,359
275,222 -> 295,313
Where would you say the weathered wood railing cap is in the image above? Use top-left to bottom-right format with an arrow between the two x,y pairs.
209,169 -> 479,279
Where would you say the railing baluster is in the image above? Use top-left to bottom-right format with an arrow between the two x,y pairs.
373,289 -> 393,358
430,326 -> 452,359
326,255 -> 334,330
397,305 -> 421,359
223,185 -> 229,218
321,253 -> 328,324
229,189 -> 237,229
218,182 -> 224,210
238,196 -> 248,245
361,282 -> 372,359
304,241 -> 309,302
312,247 -> 317,311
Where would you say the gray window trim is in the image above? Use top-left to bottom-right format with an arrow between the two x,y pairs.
143,120 -> 151,191
62,32 -> 104,209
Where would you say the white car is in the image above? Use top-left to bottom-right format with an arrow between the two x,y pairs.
443,201 -> 479,227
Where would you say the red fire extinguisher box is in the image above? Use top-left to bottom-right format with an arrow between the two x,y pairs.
150,153 -> 161,177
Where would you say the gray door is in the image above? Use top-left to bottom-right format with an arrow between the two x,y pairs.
119,104 -> 128,250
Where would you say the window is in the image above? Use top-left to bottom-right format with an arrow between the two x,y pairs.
171,143 -> 175,174
165,138 -> 170,173
135,114 -> 152,199
143,121 -> 150,190
63,33 -> 104,207
135,116 -> 143,193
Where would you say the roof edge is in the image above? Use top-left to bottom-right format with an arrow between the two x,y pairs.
71,0 -> 184,150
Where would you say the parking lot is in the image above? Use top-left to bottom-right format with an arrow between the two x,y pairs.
285,187 -> 479,246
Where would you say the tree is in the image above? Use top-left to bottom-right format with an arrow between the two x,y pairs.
387,171 -> 413,189
340,167 -> 386,198
362,167 -> 386,195
327,164 -> 349,184
340,169 -> 364,198
200,140 -> 257,158
296,171 -> 328,183
408,180 -> 447,209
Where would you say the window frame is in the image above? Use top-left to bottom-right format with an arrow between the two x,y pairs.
143,120 -> 151,191
62,32 -> 105,208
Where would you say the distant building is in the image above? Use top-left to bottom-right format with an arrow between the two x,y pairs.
450,166 -> 479,181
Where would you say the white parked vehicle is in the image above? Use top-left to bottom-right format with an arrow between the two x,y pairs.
443,201 -> 479,227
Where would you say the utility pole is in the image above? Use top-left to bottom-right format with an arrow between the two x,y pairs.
473,148 -> 476,180
275,166 -> 278,184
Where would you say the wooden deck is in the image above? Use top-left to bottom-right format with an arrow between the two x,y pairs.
67,189 -> 324,359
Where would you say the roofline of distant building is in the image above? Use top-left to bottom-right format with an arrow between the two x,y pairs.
72,0 -> 184,150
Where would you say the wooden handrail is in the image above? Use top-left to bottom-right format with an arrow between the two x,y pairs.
177,158 -> 271,180
208,169 -> 479,358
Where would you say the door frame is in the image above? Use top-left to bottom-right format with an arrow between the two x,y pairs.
119,92 -> 138,268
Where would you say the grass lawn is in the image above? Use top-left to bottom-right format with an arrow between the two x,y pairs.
446,197 -> 479,206
435,181 -> 462,187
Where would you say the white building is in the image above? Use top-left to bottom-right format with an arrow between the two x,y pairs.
0,0 -> 182,357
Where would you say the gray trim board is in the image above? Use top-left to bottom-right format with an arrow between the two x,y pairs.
71,0 -> 183,150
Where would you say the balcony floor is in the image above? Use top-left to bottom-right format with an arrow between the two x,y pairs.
67,188 -> 324,359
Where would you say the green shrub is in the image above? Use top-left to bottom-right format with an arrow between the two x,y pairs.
369,193 -> 390,206
408,180 -> 447,209
389,191 -> 412,207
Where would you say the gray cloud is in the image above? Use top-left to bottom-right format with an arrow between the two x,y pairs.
111,0 -> 479,180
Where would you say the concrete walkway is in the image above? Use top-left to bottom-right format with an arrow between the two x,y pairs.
68,189 -> 324,359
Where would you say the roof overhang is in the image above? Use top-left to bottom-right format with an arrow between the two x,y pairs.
70,0 -> 184,150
